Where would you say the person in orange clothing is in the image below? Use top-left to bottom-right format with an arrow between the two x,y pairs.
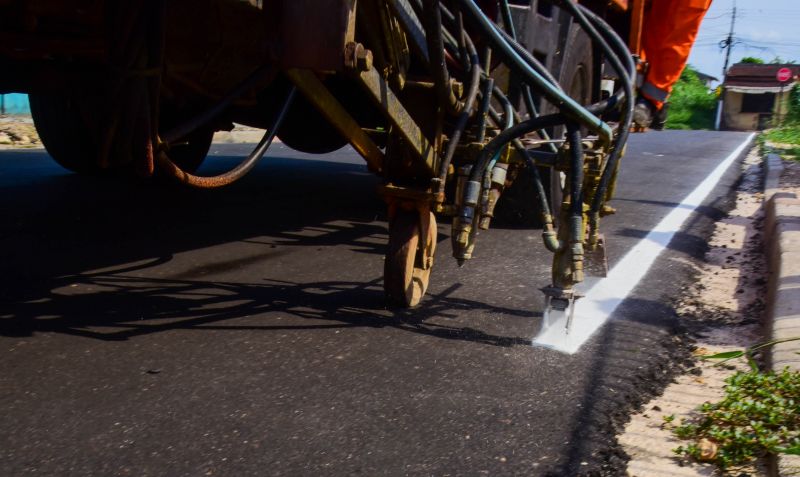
634,0 -> 713,129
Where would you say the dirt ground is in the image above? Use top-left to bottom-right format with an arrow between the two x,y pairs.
0,115 -> 40,148
0,115 -> 264,148
619,149 -> 770,477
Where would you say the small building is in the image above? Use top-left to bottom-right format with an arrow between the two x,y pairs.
695,71 -> 718,89
721,63 -> 799,131
0,93 -> 30,115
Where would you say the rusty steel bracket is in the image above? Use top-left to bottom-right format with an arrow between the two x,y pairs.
386,0 -> 429,67
285,68 -> 384,174
355,67 -> 437,174
378,184 -> 436,269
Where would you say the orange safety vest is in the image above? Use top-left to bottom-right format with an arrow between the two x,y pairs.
640,0 -> 713,109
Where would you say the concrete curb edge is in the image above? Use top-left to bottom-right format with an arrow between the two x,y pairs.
764,152 -> 800,477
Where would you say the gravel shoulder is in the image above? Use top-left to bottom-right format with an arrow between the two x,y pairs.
0,115 -> 40,149
620,148 -> 769,476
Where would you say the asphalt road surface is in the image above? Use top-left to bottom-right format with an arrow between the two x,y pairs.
0,130 -> 753,476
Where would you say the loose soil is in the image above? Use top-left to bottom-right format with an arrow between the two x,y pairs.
620,149 -> 769,476
0,116 -> 40,148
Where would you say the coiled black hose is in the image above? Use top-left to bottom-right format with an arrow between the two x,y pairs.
569,3 -> 636,216
457,0 -> 613,141
467,113 -> 565,184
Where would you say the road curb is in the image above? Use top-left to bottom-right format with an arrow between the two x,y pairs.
764,153 -> 800,477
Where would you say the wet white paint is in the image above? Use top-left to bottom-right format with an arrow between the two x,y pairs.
533,133 -> 756,354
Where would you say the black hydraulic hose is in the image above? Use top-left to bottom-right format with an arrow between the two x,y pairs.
522,85 -> 559,153
579,6 -> 634,118
163,64 -> 272,144
458,0 -> 612,141
499,0 -> 518,41
156,87 -> 296,188
455,7 -> 471,76
423,0 -> 459,113
558,1 -> 634,215
487,106 -> 561,251
495,25 -> 561,89
476,76 -> 494,142
586,89 -> 624,115
452,0 -> 560,89
493,84 -> 514,130
467,113 -> 565,185
577,4 -> 636,79
518,142 -> 553,222
488,107 -> 553,219
566,123 -> 584,218
437,42 -> 482,194
498,1 -> 561,155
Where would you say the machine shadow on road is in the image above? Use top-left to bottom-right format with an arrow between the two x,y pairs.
1,153 -> 536,347
1,272 -> 535,347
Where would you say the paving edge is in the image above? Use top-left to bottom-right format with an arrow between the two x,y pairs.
764,152 -> 800,477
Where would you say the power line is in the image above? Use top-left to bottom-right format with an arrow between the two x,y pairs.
721,0 -> 737,77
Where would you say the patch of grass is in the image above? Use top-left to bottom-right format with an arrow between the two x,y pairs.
672,368 -> 800,471
766,126 -> 800,146
764,125 -> 800,160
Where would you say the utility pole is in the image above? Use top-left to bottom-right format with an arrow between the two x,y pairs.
716,1 -> 737,130
721,1 -> 737,78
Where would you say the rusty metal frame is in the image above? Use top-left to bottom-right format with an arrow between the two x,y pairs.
355,67 -> 437,174
285,68 -> 384,174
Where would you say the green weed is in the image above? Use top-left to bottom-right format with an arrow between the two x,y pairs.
673,368 -> 800,470
665,66 -> 717,130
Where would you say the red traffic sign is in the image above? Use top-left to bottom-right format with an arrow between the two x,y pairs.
777,67 -> 793,82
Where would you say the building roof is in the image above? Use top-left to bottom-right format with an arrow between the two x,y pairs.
724,63 -> 799,89
695,71 -> 718,83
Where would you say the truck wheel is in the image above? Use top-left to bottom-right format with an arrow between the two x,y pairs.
31,94 -> 214,175
161,127 -> 214,174
29,94 -> 101,173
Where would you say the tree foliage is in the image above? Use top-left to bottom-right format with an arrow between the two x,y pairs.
665,65 -> 717,130
740,56 -> 764,64
788,83 -> 800,124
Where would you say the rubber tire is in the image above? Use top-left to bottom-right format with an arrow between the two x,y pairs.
162,127 -> 214,174
30,94 -> 214,175
29,94 -> 101,173
384,210 -> 437,308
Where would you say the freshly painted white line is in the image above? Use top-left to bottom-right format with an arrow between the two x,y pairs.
533,133 -> 756,354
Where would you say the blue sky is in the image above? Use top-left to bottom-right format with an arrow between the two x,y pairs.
687,0 -> 800,82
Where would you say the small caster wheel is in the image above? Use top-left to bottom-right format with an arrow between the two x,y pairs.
384,209 -> 437,307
